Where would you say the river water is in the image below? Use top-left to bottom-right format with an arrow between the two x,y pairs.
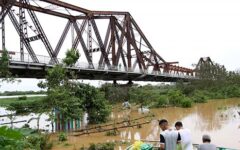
51,98 -> 240,150
0,98 -> 239,149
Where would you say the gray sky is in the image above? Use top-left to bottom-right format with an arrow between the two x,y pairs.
1,0 -> 240,92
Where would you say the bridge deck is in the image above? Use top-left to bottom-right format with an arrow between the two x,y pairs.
8,60 -> 195,82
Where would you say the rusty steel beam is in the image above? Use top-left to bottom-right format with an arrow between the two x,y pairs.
115,24 -> 127,71
128,22 -> 146,71
110,17 -> 116,67
0,0 -> 16,24
115,18 -> 127,66
0,0 -> 193,75
98,21 -> 111,67
24,0 -> 57,63
73,21 -> 93,67
1,17 -> 5,50
0,0 -> 75,19
76,15 -> 113,20
126,15 -> 132,70
8,11 -> 39,63
90,19 -> 111,69
54,20 -> 71,57
115,18 -> 146,71
130,16 -> 166,65
72,19 -> 87,50
40,0 -> 90,14
91,11 -> 129,16
129,17 -> 161,72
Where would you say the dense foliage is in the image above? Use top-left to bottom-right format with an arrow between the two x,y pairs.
87,142 -> 115,150
0,126 -> 52,150
63,48 -> 80,66
38,49 -> 111,124
101,61 -> 240,108
100,84 -> 129,103
0,49 -> 10,78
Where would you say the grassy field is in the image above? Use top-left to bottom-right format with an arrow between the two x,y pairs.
0,96 -> 45,107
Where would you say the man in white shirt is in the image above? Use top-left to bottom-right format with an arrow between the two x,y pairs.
175,121 -> 193,150
159,119 -> 181,150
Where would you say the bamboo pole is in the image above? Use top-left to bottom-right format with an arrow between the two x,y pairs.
74,114 -> 153,133
72,121 -> 151,136
0,120 -> 27,125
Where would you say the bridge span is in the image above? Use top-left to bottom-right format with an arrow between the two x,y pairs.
0,0 -> 196,82
8,52 -> 195,82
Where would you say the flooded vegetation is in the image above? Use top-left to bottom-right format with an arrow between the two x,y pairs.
0,98 -> 239,149
1,42 -> 240,150
48,98 -> 240,150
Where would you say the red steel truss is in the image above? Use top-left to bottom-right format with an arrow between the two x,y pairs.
0,0 -> 194,75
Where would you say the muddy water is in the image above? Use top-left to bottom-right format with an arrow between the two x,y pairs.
51,98 -> 240,150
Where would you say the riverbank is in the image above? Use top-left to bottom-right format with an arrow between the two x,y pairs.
50,98 -> 240,150
0,96 -> 45,107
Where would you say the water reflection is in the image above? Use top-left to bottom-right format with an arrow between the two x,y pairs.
49,99 -> 240,150
0,107 -> 52,131
0,108 -> 89,132
1,98 -> 240,149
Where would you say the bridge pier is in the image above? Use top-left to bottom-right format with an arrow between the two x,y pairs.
127,80 -> 133,85
113,80 -> 117,86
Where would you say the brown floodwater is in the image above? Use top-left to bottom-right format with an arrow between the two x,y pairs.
51,98 -> 240,150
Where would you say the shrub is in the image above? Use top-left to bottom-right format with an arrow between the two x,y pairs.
58,132 -> 67,142
88,142 -> 115,150
167,90 -> 184,106
152,95 -> 168,108
18,96 -> 27,100
225,85 -> 240,98
7,99 -> 44,114
192,90 -> 207,103
181,98 -> 192,108
27,134 -> 52,150
105,130 -> 118,136
0,126 -> 52,150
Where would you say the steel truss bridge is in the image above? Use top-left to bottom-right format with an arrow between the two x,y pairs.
0,0 -> 195,82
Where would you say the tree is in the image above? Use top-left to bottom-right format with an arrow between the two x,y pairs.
0,49 -> 18,87
38,49 -> 110,124
0,49 -> 10,77
63,48 -> 80,66
74,84 -> 111,124
129,86 -> 154,108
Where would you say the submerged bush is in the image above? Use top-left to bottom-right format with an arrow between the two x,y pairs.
18,96 -> 27,100
181,98 -> 192,108
152,95 -> 168,108
7,99 -> 44,114
58,132 -> 67,142
167,90 -> 185,106
105,130 -> 118,136
192,90 -> 207,103
88,142 -> 115,150
0,126 -> 52,150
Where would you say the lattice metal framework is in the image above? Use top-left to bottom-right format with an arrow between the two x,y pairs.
0,0 -> 193,75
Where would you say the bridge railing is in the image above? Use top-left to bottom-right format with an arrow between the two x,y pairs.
7,52 -> 196,79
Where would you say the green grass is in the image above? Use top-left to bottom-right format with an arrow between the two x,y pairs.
0,96 -> 45,107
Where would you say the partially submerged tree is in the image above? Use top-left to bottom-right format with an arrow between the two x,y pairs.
38,49 -> 110,124
63,48 -> 80,66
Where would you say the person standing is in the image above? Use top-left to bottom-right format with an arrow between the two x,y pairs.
198,134 -> 217,150
159,119 -> 181,150
175,121 -> 193,150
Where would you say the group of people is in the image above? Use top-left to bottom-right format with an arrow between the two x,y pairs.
159,119 -> 217,150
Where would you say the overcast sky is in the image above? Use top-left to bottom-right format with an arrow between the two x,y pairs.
1,0 -> 240,92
